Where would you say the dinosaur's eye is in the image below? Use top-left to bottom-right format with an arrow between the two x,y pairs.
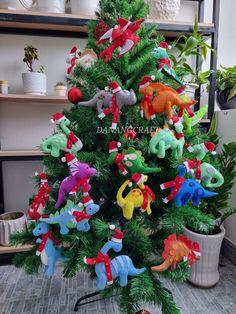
86,166 -> 89,169
38,228 -> 41,230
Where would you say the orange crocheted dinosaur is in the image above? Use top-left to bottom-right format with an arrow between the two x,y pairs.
138,82 -> 197,122
151,234 -> 200,272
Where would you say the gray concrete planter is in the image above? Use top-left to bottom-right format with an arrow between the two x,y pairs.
0,212 -> 27,246
183,225 -> 225,288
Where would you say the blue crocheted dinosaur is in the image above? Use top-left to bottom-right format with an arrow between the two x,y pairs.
33,221 -> 65,276
161,165 -> 218,207
84,225 -> 146,289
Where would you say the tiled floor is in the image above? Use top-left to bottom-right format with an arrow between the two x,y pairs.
0,256 -> 235,314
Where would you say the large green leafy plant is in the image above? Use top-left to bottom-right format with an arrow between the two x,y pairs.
216,66 -> 236,101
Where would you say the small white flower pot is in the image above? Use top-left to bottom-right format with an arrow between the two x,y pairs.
70,0 -> 99,16
184,83 -> 199,100
147,0 -> 181,20
55,85 -> 67,97
37,0 -> 66,14
183,225 -> 225,288
0,211 -> 27,246
22,72 -> 47,96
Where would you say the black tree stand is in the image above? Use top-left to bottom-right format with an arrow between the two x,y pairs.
74,288 -> 173,312
74,291 -> 116,312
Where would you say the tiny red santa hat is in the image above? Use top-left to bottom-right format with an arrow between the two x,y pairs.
139,75 -> 155,89
109,224 -> 123,243
79,195 -> 94,207
51,112 -> 66,124
158,41 -> 172,50
105,81 -> 121,94
35,172 -> 47,181
117,17 -> 132,31
172,116 -> 182,127
61,153 -> 78,166
201,142 -> 216,155
183,160 -> 195,173
193,242 -> 201,257
70,46 -> 78,54
109,141 -> 121,153
185,142 -> 194,153
128,173 -> 146,187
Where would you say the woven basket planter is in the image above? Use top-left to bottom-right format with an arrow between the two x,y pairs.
0,212 -> 27,246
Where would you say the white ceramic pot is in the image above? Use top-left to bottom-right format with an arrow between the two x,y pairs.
70,0 -> 99,16
0,0 -> 32,10
37,0 -> 66,13
184,83 -> 199,100
183,225 -> 225,288
0,211 -> 27,246
55,85 -> 67,96
147,0 -> 181,20
22,72 -> 47,96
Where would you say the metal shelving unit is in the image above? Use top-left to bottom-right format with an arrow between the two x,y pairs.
0,0 -> 220,216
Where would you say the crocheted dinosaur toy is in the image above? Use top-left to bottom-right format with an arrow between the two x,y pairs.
116,173 -> 155,220
140,82 -> 197,123
151,234 -> 201,272
108,142 -> 161,176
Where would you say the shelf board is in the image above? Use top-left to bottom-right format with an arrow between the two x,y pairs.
0,9 -> 215,38
0,149 -> 45,161
0,94 -> 70,104
0,149 -> 44,157
0,244 -> 33,254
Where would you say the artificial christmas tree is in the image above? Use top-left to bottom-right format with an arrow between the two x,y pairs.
10,0 -> 224,313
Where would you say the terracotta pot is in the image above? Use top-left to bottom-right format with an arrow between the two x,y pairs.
183,225 -> 225,288
0,211 -> 27,246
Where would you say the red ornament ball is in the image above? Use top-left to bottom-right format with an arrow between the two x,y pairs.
67,87 -> 83,104
124,128 -> 138,140
135,310 -> 151,314
95,20 -> 110,39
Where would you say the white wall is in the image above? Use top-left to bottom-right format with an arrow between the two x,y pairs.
0,35 -> 86,212
0,1 -> 236,219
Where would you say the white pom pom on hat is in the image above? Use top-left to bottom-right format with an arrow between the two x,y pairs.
109,224 -> 116,230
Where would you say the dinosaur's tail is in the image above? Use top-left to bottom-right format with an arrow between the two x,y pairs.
202,188 -> 218,198
143,167 -> 161,174
151,259 -> 172,272
40,140 -> 52,154
129,259 -> 146,276
178,99 -> 198,108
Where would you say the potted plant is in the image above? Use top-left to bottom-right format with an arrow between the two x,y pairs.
37,0 -> 66,13
216,66 -> 236,110
0,211 -> 27,246
70,0 -> 99,16
170,19 -> 214,98
22,44 -> 47,96
184,142 -> 236,288
55,82 -> 67,96
146,0 -> 181,20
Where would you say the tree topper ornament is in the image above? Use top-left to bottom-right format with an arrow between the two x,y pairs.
96,17 -> 145,62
